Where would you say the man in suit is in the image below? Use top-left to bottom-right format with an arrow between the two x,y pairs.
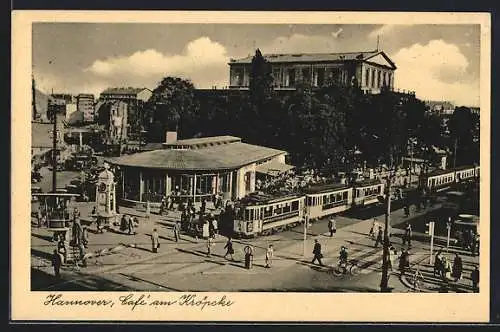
311,239 -> 324,266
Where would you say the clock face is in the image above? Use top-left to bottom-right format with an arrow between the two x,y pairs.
99,183 -> 107,192
98,193 -> 107,202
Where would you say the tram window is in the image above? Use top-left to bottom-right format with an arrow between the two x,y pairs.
283,204 -> 291,213
323,195 -> 328,205
274,205 -> 283,215
307,197 -> 312,206
263,207 -> 272,218
244,209 -> 250,221
292,200 -> 299,211
343,191 -> 348,200
336,193 -> 341,201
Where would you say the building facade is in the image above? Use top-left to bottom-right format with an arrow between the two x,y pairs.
107,135 -> 293,205
99,87 -> 153,135
76,94 -> 96,123
228,49 -> 397,94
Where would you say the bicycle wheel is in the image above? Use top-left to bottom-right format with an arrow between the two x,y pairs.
350,264 -> 360,276
333,266 -> 344,276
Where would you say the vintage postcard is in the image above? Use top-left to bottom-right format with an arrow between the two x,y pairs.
11,11 -> 490,322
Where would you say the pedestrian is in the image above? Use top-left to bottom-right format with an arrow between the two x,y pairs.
151,228 -> 160,253
201,198 -> 207,214
443,257 -> 452,280
173,222 -> 180,242
402,222 -> 412,247
369,219 -> 377,238
72,207 -> 80,221
52,249 -> 62,279
452,253 -> 463,282
374,226 -> 383,247
328,218 -> 334,237
207,236 -> 212,257
159,197 -> 165,215
265,244 -> 274,268
388,246 -> 395,271
434,250 -> 443,277
127,215 -> 134,235
404,203 -> 410,217
471,233 -> 478,256
212,217 -> 218,237
223,237 -> 234,261
471,266 -> 479,292
311,239 -> 324,266
82,226 -> 89,248
399,249 -> 410,276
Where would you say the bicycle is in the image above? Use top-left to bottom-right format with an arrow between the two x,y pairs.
332,259 -> 359,276
407,266 -> 425,292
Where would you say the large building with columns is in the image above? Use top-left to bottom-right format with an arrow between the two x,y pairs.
228,49 -> 397,94
106,133 -> 293,205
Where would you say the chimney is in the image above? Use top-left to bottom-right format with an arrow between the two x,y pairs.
165,131 -> 177,144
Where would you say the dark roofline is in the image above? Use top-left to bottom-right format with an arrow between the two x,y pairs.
101,87 -> 152,95
228,50 -> 397,70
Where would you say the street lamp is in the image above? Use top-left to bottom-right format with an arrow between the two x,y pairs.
380,169 -> 393,292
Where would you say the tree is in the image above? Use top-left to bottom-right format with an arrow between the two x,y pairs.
145,77 -> 199,142
249,49 -> 274,104
448,106 -> 478,166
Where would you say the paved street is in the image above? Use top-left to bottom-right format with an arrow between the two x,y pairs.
31,182 -> 479,292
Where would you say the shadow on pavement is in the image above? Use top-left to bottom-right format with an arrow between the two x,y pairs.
118,273 -> 181,291
31,248 -> 53,261
31,268 -> 131,291
31,232 -> 54,242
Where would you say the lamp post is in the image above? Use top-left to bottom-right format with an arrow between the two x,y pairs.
380,172 -> 392,292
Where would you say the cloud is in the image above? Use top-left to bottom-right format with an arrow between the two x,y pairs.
84,37 -> 229,89
261,33 -> 338,54
392,39 -> 479,106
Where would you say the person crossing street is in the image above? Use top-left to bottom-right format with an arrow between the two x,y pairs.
311,239 -> 324,266
265,244 -> 274,268
374,226 -> 383,247
173,222 -> 180,242
151,228 -> 160,253
328,216 -> 337,237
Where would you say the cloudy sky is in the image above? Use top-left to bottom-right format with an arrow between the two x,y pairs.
33,23 -> 480,106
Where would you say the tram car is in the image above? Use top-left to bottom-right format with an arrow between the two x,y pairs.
303,183 -> 353,221
419,165 -> 479,193
234,192 -> 305,237
352,179 -> 385,207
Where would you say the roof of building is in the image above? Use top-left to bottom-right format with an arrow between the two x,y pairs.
255,160 -> 295,176
164,136 -> 242,149
106,141 -> 287,171
101,87 -> 151,95
229,50 -> 396,68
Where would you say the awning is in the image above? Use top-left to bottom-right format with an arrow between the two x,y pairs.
256,161 -> 295,177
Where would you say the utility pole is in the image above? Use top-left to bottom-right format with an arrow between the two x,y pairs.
426,221 -> 435,264
32,75 -> 37,121
51,107 -> 57,193
303,206 -> 308,257
446,218 -> 452,252
453,137 -> 458,168
380,174 -> 392,292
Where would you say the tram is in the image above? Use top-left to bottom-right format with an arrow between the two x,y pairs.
419,165 -> 479,193
234,192 -> 305,237
233,165 -> 479,238
304,183 -> 353,221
